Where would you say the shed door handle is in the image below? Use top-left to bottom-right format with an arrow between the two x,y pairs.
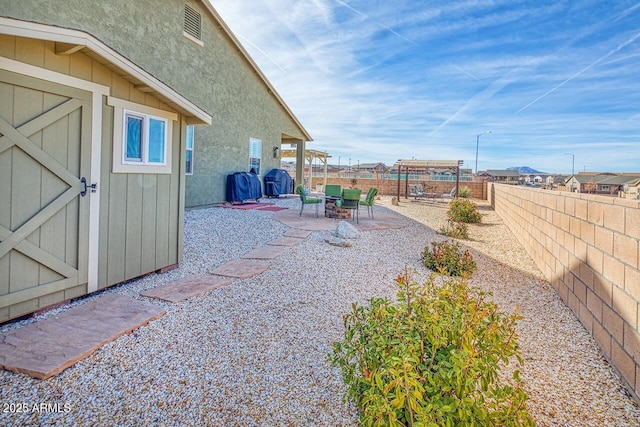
80,177 -> 98,197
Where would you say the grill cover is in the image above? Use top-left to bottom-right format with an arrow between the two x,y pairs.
263,169 -> 293,197
226,172 -> 263,203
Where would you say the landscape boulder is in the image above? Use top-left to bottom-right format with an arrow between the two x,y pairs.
335,220 -> 359,239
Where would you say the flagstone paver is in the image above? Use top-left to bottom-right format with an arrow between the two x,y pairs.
267,237 -> 305,246
140,275 -> 231,303
283,229 -> 313,238
0,294 -> 165,379
241,245 -> 289,259
209,259 -> 271,278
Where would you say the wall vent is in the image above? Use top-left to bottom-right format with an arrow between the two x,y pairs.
184,5 -> 202,41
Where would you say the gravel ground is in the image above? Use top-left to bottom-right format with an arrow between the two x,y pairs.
1,195 -> 639,426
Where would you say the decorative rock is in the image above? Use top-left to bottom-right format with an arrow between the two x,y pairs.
324,237 -> 353,247
335,220 -> 359,239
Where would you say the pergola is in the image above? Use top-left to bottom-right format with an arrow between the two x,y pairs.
395,159 -> 463,199
280,148 -> 330,189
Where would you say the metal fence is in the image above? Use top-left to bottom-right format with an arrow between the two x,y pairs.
316,173 -> 474,182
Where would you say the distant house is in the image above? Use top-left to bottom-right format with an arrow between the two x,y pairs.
479,169 -> 520,184
0,1 -> 311,320
565,173 -> 640,195
355,162 -> 390,173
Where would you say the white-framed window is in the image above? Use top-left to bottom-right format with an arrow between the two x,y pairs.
249,137 -> 262,175
601,185 -> 610,192
185,125 -> 194,175
123,111 -> 167,164
108,97 -> 177,174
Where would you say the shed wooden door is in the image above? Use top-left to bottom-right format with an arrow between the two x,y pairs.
0,70 -> 92,321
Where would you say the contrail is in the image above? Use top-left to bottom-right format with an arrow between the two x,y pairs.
334,0 -> 367,18
378,23 -> 418,45
428,74 -> 517,138
236,33 -> 287,73
335,0 -> 415,45
517,30 -> 640,113
452,64 -> 480,80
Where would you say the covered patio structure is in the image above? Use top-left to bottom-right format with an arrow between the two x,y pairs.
395,159 -> 464,199
281,147 -> 330,189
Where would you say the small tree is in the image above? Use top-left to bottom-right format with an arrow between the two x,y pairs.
422,240 -> 476,277
458,186 -> 471,198
447,199 -> 482,223
330,273 -> 534,427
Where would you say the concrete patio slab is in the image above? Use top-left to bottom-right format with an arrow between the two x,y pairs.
210,259 -> 271,278
140,275 -> 231,303
267,237 -> 304,246
241,246 -> 289,259
283,229 -> 313,238
0,294 -> 165,380
256,206 -> 289,212
274,206 -> 408,231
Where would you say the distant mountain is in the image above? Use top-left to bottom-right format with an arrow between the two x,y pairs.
507,166 -> 547,174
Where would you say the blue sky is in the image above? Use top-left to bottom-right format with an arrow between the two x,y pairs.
209,0 -> 640,173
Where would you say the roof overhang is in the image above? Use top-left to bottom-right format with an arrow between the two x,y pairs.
281,149 -> 330,160
395,160 -> 462,169
0,17 -> 212,125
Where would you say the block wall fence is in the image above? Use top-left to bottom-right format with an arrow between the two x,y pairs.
489,183 -> 640,401
316,177 -> 487,200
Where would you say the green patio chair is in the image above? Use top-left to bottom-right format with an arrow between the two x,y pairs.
324,184 -> 342,198
341,188 -> 362,223
359,187 -> 378,218
295,184 -> 322,217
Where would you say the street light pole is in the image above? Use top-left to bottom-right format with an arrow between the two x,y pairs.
564,153 -> 575,191
564,153 -> 575,175
475,130 -> 492,174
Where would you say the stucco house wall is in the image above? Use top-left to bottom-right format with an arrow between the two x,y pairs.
0,0 -> 311,206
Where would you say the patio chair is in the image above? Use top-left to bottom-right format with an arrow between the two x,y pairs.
359,187 -> 378,218
295,184 -> 322,217
409,184 -> 425,200
442,187 -> 457,199
325,184 -> 342,197
341,188 -> 362,223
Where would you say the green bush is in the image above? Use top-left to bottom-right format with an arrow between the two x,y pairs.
330,273 -> 533,427
458,186 -> 471,198
422,240 -> 476,277
447,199 -> 481,223
438,220 -> 469,240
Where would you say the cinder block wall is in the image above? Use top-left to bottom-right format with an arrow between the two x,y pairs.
318,178 -> 487,199
490,183 -> 640,401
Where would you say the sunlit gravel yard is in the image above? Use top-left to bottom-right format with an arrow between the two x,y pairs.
1,196 -> 639,426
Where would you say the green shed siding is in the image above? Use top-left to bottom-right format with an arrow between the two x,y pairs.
0,70 -> 92,321
0,0 -> 309,206
0,36 -> 185,319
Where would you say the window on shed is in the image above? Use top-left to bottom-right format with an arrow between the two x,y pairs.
122,111 -> 167,165
108,97 -> 177,174
183,4 -> 202,45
